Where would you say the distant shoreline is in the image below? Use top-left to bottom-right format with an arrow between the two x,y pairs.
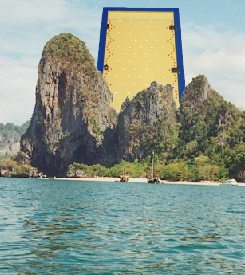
51,177 -> 245,187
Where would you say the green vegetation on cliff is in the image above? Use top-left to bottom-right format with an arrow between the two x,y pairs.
173,75 -> 245,180
42,33 -> 95,71
176,75 -> 244,167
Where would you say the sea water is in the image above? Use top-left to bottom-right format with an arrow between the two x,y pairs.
0,178 -> 244,274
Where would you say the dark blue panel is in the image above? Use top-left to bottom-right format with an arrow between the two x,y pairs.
173,9 -> 185,99
97,8 -> 109,72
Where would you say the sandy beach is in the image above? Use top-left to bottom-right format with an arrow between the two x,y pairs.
53,177 -> 245,186
54,177 -> 147,183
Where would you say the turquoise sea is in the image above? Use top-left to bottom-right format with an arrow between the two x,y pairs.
0,178 -> 244,274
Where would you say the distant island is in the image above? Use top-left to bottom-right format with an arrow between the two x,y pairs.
0,33 -> 244,182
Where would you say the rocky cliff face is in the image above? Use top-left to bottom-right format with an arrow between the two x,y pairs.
231,150 -> 245,183
177,75 -> 245,180
0,138 -> 20,159
117,82 -> 178,161
21,33 -> 117,176
179,75 -> 244,146
0,122 -> 29,159
234,167 -> 245,182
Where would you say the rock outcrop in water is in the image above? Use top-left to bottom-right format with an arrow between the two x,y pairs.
117,82 -> 178,161
21,33 -> 117,176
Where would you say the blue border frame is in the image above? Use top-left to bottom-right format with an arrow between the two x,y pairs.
97,7 -> 185,99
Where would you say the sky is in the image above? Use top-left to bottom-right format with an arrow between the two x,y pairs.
0,0 -> 245,125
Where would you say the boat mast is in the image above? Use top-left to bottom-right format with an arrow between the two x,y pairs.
152,151 -> 155,178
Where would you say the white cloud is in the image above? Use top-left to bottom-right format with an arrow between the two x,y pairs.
182,23 -> 245,109
0,56 -> 37,124
0,0 -> 67,24
0,0 -> 101,124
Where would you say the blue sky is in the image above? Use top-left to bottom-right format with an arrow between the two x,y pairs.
0,0 -> 245,124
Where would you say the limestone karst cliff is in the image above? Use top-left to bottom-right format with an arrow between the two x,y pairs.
175,75 -> 245,181
117,82 -> 178,161
21,33 -> 117,176
178,75 -> 244,151
19,33 -> 244,180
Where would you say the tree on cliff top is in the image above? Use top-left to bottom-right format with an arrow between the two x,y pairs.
42,33 -> 95,72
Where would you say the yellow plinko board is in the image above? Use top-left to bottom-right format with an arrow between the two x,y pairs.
98,8 -> 185,112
